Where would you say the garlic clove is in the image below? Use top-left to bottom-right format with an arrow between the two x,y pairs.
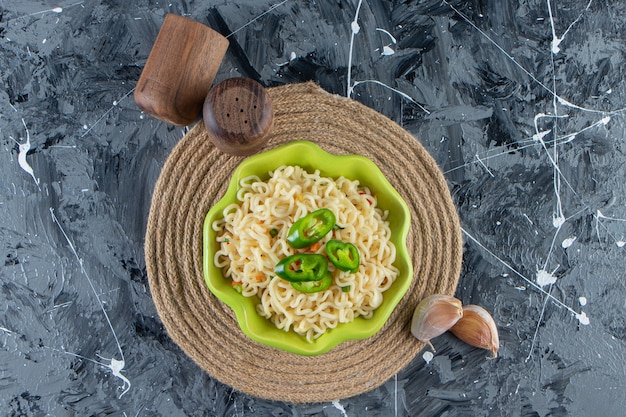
410,294 -> 464,350
450,304 -> 499,358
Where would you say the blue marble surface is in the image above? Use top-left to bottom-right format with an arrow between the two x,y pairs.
1,1 -> 625,416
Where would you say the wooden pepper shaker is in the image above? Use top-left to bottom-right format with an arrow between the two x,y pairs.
203,78 -> 274,156
134,14 -> 229,126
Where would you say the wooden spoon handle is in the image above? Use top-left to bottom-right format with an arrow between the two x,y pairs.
134,14 -> 229,126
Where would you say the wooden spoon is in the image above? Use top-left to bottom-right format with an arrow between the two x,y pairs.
134,14 -> 229,126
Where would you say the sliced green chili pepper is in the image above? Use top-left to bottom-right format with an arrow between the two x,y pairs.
325,239 -> 360,273
274,254 -> 328,282
287,208 -> 336,249
341,285 -> 351,292
291,271 -> 333,293
231,282 -> 243,294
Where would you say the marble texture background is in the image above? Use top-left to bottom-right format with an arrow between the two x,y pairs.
1,0 -> 625,416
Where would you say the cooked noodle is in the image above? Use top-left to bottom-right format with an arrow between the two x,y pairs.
213,165 -> 398,341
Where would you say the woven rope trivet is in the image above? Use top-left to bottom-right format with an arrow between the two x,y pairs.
145,82 -> 463,403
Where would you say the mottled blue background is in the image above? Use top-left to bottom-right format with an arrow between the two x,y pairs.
1,1 -> 625,416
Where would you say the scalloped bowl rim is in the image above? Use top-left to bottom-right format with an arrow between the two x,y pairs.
203,141 -> 412,356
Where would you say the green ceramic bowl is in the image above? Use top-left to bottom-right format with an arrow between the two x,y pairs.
203,141 -> 412,355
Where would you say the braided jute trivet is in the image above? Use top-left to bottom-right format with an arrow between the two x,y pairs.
145,82 -> 463,403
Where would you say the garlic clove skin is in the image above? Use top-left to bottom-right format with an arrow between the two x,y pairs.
411,294 -> 464,350
450,304 -> 499,358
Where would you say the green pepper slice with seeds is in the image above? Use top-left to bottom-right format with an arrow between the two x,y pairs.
325,239 -> 360,273
274,254 -> 328,282
287,208 -> 336,248
291,271 -> 333,293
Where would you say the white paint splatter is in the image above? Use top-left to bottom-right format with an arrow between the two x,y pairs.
346,0 -> 364,97
443,0 -> 613,363
4,4 -> 75,23
475,153 -> 495,177
422,351 -> 434,364
561,134 -> 577,144
576,311 -> 590,325
551,37 -> 562,54
526,287 -> 553,362
50,348 -> 131,398
533,129 -> 551,142
552,215 -> 565,228
376,28 -> 396,56
331,400 -> 348,417
561,236 -> 576,248
447,113 -> 612,178
547,0 -> 594,56
15,119 -> 41,189
81,88 -> 135,137
50,208 -> 130,398
444,0 -> 611,115
352,79 -> 430,113
224,0 -> 288,39
345,2 -> 430,116
595,211 -> 626,246
536,269 -> 557,286
546,0 -> 562,53
579,296 -> 587,306
375,27 -> 397,44
381,45 -> 395,56
107,358 -> 131,397
351,20 -> 360,34
463,229 -> 582,317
